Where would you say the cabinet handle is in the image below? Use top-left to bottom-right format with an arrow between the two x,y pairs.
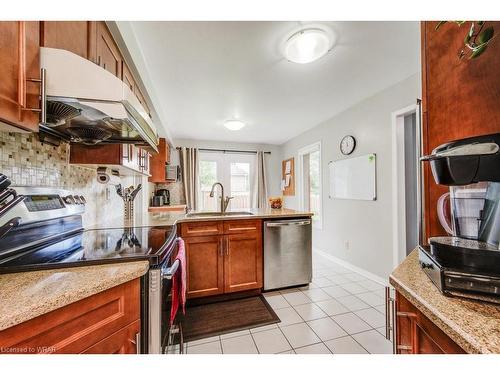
97,55 -> 101,66
219,238 -> 223,257
385,286 -> 397,354
18,23 -> 46,122
128,332 -> 141,354
225,237 -> 229,256
22,68 -> 47,124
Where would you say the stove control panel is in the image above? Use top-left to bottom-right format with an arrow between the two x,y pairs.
0,186 -> 86,227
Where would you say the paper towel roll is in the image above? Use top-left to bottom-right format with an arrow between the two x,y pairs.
96,168 -> 120,185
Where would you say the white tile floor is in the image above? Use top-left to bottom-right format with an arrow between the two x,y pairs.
184,251 -> 393,354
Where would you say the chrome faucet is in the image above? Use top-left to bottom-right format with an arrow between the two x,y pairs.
209,182 -> 233,214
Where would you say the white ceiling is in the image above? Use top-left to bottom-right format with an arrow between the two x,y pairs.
122,21 -> 420,145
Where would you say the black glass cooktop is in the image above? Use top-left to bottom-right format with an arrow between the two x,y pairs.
0,226 -> 176,274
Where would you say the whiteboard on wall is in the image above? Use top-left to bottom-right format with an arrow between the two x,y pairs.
329,154 -> 377,201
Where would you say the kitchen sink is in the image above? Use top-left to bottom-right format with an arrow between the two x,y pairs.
185,211 -> 254,218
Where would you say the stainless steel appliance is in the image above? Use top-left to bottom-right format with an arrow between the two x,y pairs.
419,133 -> 500,302
39,47 -> 158,151
0,184 -> 181,353
263,218 -> 312,290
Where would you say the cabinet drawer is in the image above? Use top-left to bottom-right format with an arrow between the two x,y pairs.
81,320 -> 140,354
224,220 -> 261,234
0,279 -> 140,354
181,221 -> 223,237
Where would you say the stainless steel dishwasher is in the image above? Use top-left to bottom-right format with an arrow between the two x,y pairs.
263,218 -> 312,290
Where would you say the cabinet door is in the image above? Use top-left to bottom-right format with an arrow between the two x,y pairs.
395,291 -> 465,354
81,320 -> 140,354
122,61 -> 136,93
0,21 -> 40,131
149,138 -> 168,183
96,22 -> 122,78
134,85 -> 151,118
40,21 -> 96,61
185,235 -> 224,299
224,232 -> 263,293
0,279 -> 140,354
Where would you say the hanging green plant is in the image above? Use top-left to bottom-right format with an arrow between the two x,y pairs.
435,21 -> 495,59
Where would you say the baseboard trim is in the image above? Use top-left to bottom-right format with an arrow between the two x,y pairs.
313,248 -> 389,286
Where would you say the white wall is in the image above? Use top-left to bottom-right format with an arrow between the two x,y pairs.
280,74 -> 421,279
173,139 -> 282,197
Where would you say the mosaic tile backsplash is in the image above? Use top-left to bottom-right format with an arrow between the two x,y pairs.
0,131 -> 134,227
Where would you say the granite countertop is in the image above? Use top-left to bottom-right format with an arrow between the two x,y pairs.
390,250 -> 500,354
87,207 -> 314,230
0,261 -> 149,331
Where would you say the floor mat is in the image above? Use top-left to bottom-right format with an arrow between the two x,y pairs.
181,295 -> 280,342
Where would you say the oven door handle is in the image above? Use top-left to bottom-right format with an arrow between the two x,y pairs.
162,259 -> 180,280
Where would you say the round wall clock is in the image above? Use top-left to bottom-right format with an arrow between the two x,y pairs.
340,135 -> 356,155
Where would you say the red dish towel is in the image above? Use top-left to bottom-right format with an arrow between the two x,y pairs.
170,237 -> 186,325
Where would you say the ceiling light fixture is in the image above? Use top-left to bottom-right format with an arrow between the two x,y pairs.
223,119 -> 245,131
283,27 -> 334,64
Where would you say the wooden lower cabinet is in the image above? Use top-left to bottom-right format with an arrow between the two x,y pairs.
224,233 -> 263,293
182,219 -> 263,299
82,320 -> 140,354
185,235 -> 224,298
395,291 -> 465,354
0,279 -> 141,354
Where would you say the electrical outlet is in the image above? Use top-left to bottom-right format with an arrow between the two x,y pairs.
344,240 -> 350,251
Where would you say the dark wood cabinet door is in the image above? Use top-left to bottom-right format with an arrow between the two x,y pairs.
224,232 -> 263,293
82,320 -> 140,354
40,21 -> 96,62
395,291 -> 465,354
185,235 -> 224,298
96,21 -> 122,78
0,21 -> 40,131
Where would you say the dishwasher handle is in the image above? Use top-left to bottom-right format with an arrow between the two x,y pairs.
266,220 -> 311,227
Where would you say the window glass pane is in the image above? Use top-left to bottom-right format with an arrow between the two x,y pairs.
199,160 -> 218,211
230,162 -> 250,209
309,150 -> 321,221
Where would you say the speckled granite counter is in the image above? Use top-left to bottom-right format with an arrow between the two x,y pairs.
390,250 -> 500,354
87,208 -> 313,230
0,261 -> 149,331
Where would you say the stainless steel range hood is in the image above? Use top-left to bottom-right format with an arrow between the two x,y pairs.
39,47 -> 158,152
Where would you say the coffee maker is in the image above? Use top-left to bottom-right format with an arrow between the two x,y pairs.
419,133 -> 500,302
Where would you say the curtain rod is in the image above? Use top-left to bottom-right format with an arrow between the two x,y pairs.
176,147 -> 271,155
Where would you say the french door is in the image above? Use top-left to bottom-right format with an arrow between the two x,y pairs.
198,152 -> 256,211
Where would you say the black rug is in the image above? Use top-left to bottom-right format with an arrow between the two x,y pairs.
181,295 -> 280,342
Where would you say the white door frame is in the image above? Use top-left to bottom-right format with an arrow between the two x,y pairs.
391,104 -> 419,269
297,141 -> 323,230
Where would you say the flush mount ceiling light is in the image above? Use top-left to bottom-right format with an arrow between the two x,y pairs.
283,27 -> 334,64
223,119 -> 246,131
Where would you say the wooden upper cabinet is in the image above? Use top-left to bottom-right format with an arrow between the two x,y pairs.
149,138 -> 172,183
134,85 -> 151,118
224,232 -> 263,293
0,21 -> 40,132
96,21 -> 122,78
185,235 -> 224,298
40,21 -> 96,62
421,21 -> 500,239
122,61 -> 137,93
